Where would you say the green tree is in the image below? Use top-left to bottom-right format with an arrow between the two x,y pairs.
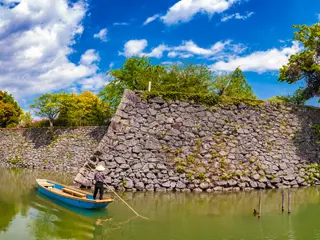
20,111 -> 33,128
159,63 -> 212,93
0,91 -> 22,128
279,23 -> 320,100
58,91 -> 111,126
99,57 -> 213,111
98,81 -> 126,113
267,96 -> 286,104
271,88 -> 307,105
210,74 -> 231,96
99,57 -> 166,110
210,68 -> 256,99
30,93 -> 65,127
99,58 -> 258,112
224,68 -> 256,99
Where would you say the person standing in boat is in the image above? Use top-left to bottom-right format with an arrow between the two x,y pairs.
93,165 -> 106,200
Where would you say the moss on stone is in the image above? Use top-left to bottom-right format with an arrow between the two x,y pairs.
187,173 -> 193,180
8,156 -> 23,164
122,179 -> 127,187
176,166 -> 186,173
195,172 -> 206,180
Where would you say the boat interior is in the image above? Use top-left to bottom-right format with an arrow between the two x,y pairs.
37,179 -> 113,203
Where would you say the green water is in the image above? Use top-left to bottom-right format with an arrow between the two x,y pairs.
1,169 -> 320,240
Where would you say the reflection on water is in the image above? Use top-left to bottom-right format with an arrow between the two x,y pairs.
2,168 -> 320,240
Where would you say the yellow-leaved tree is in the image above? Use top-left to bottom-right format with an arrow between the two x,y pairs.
58,91 -> 111,126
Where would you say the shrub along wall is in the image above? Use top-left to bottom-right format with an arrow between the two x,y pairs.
0,127 -> 107,172
75,90 -> 320,192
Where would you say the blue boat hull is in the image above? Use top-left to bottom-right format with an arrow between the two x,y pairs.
37,183 -> 110,209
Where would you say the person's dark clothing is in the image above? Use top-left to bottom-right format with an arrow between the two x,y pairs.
93,182 -> 104,200
93,171 -> 105,200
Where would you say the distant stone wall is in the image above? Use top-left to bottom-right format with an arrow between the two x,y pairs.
0,127 -> 107,173
75,90 -> 320,192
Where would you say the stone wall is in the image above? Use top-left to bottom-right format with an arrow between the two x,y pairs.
75,90 -> 320,192
0,126 -> 107,172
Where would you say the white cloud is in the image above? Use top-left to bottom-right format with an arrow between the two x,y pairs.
172,40 -> 232,57
93,28 -> 107,42
119,39 -> 148,57
80,49 -> 100,66
161,0 -> 240,25
230,43 -> 247,54
118,39 -> 300,74
173,41 -> 213,55
221,11 -> 254,22
168,51 -> 194,58
109,62 -> 114,69
75,25 -> 84,34
146,44 -> 168,58
119,39 -> 242,60
77,73 -> 109,92
113,22 -> 129,26
210,41 -> 302,73
161,61 -> 183,65
143,14 -> 160,25
0,0 -> 104,100
119,40 -> 168,59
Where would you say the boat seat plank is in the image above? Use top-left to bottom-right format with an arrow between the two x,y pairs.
41,183 -> 54,188
62,188 -> 86,198
50,188 -> 86,199
95,199 -> 113,203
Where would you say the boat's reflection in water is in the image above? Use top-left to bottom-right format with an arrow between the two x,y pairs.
37,191 -> 111,218
29,190 -> 112,240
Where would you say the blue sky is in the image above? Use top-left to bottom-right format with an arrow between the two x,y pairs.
0,0 -> 320,110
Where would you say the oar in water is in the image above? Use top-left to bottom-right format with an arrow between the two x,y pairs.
103,183 -> 149,220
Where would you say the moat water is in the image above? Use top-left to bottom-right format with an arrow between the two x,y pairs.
1,168 -> 320,240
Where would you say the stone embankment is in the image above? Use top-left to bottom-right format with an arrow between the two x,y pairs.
75,90 -> 320,192
0,127 -> 107,173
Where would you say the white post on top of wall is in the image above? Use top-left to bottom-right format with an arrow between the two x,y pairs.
148,81 -> 152,92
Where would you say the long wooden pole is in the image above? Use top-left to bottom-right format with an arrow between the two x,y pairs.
288,189 -> 291,214
148,81 -> 152,91
282,189 -> 285,212
258,190 -> 262,218
85,164 -> 149,220
104,183 -> 148,220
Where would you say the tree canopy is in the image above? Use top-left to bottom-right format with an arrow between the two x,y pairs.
267,88 -> 307,105
211,67 -> 256,99
19,111 -> 33,128
279,23 -> 320,100
30,91 -> 111,127
0,91 -> 23,128
30,93 -> 65,127
58,91 -> 111,126
99,57 -> 213,110
99,57 -> 257,111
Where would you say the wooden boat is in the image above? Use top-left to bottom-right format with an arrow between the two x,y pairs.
36,179 -> 113,209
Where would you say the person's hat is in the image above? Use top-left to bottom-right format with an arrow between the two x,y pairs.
96,165 -> 105,172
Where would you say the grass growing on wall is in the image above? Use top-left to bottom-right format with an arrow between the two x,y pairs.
8,156 -> 23,164
141,91 -> 265,107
